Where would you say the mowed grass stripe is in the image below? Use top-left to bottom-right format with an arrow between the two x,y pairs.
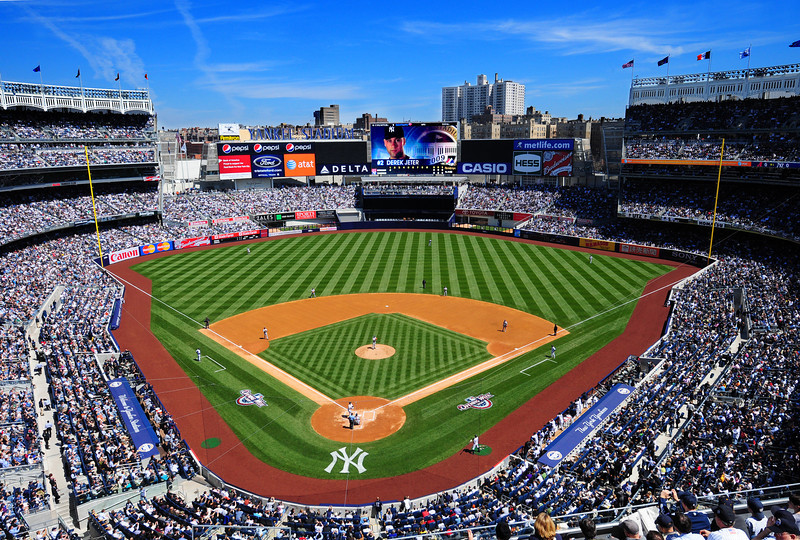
481,240 -> 530,309
525,246 -> 580,322
547,249 -> 611,310
454,234 -> 483,299
340,233 -> 382,293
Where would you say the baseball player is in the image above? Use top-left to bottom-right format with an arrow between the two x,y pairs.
502,320 -> 508,332
472,434 -> 480,453
428,239 -> 432,247
551,345 -> 556,358
204,317 -> 210,329
443,286 -> 448,296
263,327 -> 269,340
247,247 -> 250,254
196,348 -> 201,362
553,323 -> 558,336
372,335 -> 377,350
589,255 -> 593,264
310,287 -> 316,298
422,278 -> 426,289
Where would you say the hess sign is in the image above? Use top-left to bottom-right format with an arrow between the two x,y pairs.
513,152 -> 542,174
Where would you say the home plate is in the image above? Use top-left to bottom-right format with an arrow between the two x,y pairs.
385,305 -> 389,307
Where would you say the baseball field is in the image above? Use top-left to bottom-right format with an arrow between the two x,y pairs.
108,232 -> 692,502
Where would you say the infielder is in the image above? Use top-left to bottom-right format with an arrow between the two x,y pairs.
551,345 -> 556,358
502,320 -> 508,332
372,335 -> 377,350
263,327 -> 269,340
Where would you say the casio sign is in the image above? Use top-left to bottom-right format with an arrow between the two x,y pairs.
253,156 -> 282,168
513,152 -> 541,173
461,163 -> 509,174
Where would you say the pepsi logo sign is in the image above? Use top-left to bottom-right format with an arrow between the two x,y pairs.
285,143 -> 294,152
253,143 -> 263,153
221,144 -> 231,154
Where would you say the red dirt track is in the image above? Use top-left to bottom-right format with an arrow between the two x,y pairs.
109,230 -> 698,506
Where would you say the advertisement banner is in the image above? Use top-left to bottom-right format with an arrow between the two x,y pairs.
316,163 -> 370,175
457,162 -> 511,174
620,243 -> 660,258
219,154 -> 252,180
543,151 -> 573,176
176,236 -> 211,249
455,209 -> 494,218
108,299 -> 122,330
140,241 -> 174,256
294,210 -> 317,220
513,151 -> 542,174
109,247 -> 140,264
107,378 -> 161,459
284,153 -> 316,177
218,123 -> 240,141
538,384 -> 634,468
251,154 -> 284,178
188,220 -> 208,229
514,139 -> 574,151
370,123 -> 458,175
211,216 -> 250,225
579,238 -> 616,251
210,230 -> 260,244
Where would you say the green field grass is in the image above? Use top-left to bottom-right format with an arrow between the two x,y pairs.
132,231 -> 674,478
263,313 -> 489,400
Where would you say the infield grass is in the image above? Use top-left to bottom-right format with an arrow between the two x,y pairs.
132,231 -> 675,478
263,313 -> 489,400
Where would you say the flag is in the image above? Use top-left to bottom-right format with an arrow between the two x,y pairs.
181,142 -> 187,154
114,73 -> 120,81
33,65 -> 41,72
76,69 -> 81,78
791,40 -> 800,48
144,73 -> 148,80
622,59 -> 634,69
657,56 -> 669,66
697,51 -> 711,60
739,47 -> 751,59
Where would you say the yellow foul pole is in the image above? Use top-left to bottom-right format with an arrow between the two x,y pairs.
84,146 -> 104,267
707,138 -> 725,259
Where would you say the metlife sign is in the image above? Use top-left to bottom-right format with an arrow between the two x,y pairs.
514,139 -> 574,151
513,152 -> 542,174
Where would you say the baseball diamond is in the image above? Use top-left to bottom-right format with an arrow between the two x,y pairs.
112,229 -> 687,501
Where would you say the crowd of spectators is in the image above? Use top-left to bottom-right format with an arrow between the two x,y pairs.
625,96 -> 800,132
619,180 -> 800,241
0,110 -> 155,172
624,135 -> 800,163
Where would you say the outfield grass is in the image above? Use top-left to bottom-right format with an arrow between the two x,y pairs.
263,313 -> 490,400
132,231 -> 674,478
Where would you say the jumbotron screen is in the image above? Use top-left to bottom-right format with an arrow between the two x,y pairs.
370,123 -> 458,175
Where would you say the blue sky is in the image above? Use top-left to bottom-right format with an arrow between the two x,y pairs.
2,0 -> 799,129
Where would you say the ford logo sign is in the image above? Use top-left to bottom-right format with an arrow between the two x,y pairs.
253,156 -> 282,168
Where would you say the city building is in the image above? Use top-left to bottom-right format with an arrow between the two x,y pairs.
314,104 -> 340,126
442,74 -> 525,122
354,113 -> 387,131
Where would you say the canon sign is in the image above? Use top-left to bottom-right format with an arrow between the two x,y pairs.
109,248 -> 140,263
513,152 -> 542,174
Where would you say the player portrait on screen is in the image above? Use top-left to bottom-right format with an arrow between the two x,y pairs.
383,125 -> 412,160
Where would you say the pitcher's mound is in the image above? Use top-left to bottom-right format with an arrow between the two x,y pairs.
311,396 -> 406,442
356,344 -> 395,359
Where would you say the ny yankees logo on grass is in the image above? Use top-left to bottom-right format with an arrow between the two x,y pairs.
325,447 -> 368,474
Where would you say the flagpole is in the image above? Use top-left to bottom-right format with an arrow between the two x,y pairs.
85,145 -> 104,267
118,76 -> 123,111
631,57 -> 635,84
708,138 -> 725,260
38,66 -> 45,109
78,70 -> 86,113
665,56 -> 670,103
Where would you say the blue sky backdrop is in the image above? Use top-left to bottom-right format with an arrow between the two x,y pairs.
2,0 -> 799,129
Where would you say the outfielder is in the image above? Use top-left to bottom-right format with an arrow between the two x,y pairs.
196,348 -> 201,362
